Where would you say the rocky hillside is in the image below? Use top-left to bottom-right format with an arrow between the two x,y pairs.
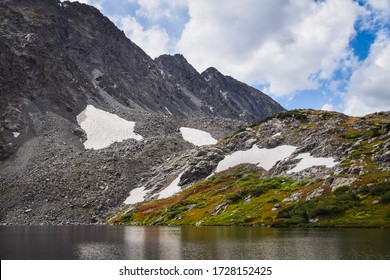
112,110 -> 390,228
0,0 -> 284,225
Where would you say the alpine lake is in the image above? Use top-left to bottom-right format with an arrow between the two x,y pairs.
1,225 -> 389,260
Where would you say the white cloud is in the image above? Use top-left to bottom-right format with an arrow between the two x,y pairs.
344,31 -> 390,116
134,0 -> 187,22
178,0 -> 360,97
367,0 -> 390,12
111,15 -> 170,58
321,103 -> 334,111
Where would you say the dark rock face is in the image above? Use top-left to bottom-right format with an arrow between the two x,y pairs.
156,54 -> 284,122
0,0 -> 284,224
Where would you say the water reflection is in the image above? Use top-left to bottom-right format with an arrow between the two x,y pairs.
1,226 -> 389,260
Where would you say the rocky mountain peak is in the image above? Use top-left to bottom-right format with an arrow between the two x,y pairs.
201,66 -> 224,81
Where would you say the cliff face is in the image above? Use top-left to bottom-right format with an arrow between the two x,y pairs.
0,0 -> 285,225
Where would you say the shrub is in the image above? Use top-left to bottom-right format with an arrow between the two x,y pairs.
360,183 -> 390,196
334,185 -> 350,195
267,197 -> 279,203
275,193 -> 361,224
195,201 -> 206,209
380,191 -> 390,204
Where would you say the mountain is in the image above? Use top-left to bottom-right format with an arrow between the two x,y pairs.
0,0 -> 283,161
112,110 -> 390,228
155,54 -> 283,122
0,0 -> 284,225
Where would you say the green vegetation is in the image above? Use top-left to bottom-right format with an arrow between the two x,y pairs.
110,165 -> 390,228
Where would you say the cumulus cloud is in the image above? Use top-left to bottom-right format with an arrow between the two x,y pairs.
367,0 -> 390,12
133,0 -> 187,22
178,0 -> 360,97
321,103 -> 334,111
111,15 -> 170,58
344,31 -> 390,116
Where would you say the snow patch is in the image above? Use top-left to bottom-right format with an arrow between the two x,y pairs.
180,127 -> 217,146
124,187 -> 149,205
158,173 -> 183,199
287,153 -> 338,174
215,145 -> 297,173
76,105 -> 143,150
272,132 -> 281,138
12,132 -> 20,138
164,106 -> 173,115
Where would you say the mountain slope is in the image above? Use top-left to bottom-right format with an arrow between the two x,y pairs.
111,110 -> 390,228
0,0 -> 284,161
0,0 -> 285,225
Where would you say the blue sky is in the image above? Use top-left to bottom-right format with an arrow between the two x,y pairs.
68,0 -> 390,116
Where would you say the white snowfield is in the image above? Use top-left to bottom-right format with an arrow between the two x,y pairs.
180,127 -> 218,146
215,145 -> 297,173
76,105 -> 143,150
216,144 -> 338,174
157,173 -> 183,199
12,132 -> 20,138
287,153 -> 338,174
124,187 -> 149,205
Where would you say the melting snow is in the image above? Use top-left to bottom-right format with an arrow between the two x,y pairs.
76,105 -> 143,149
12,132 -> 20,138
215,145 -> 297,173
124,187 -> 149,205
180,127 -> 218,146
158,173 -> 183,199
287,153 -> 337,174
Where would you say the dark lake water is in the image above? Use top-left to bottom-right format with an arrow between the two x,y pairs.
0,226 -> 389,260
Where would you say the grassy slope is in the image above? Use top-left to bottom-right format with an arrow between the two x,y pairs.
111,110 -> 390,228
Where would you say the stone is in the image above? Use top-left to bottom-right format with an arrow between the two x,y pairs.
331,177 -> 356,192
211,200 -> 232,216
244,196 -> 252,204
282,192 -> 302,203
306,188 -> 325,201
